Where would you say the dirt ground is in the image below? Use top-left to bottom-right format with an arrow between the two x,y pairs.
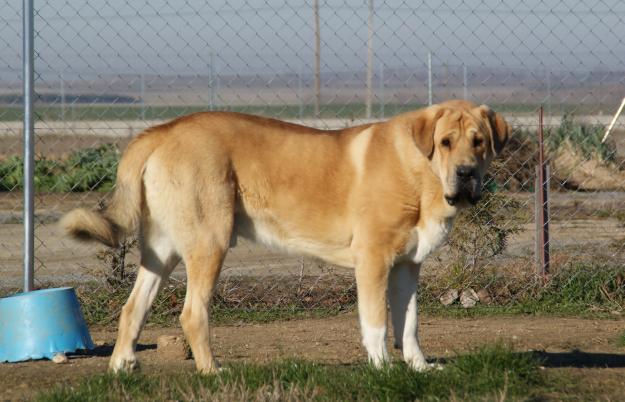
2,314 -> 625,400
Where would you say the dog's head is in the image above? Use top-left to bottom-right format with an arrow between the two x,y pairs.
410,100 -> 510,207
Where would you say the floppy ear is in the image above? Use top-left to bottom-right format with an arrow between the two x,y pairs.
477,105 -> 510,156
411,107 -> 445,159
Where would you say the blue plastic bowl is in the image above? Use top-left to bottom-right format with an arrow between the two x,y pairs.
0,287 -> 94,363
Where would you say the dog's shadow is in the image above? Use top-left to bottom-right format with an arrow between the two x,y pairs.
527,349 -> 625,368
71,343 -> 156,359
432,349 -> 625,369
73,346 -> 625,369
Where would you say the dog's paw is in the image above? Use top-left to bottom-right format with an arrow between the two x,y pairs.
197,360 -> 222,375
407,359 -> 443,372
109,355 -> 139,374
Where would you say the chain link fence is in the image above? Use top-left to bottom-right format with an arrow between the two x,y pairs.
1,1 -> 625,317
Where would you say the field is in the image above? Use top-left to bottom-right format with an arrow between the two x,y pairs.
0,102 -> 619,123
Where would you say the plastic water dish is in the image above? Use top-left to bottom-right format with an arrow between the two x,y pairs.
0,287 -> 94,363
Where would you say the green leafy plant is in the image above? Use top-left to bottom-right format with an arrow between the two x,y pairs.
0,156 -> 23,191
60,144 -> 119,192
0,144 -> 119,192
545,114 -> 614,162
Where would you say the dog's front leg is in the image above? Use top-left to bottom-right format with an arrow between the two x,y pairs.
388,262 -> 438,371
354,252 -> 391,367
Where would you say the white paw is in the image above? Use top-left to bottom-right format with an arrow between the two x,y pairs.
407,358 -> 443,372
369,354 -> 391,369
197,360 -> 222,375
361,323 -> 389,368
109,355 -> 139,373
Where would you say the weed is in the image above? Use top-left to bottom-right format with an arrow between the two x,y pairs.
96,237 -> 139,286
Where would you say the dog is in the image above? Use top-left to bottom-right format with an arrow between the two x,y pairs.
61,99 -> 509,373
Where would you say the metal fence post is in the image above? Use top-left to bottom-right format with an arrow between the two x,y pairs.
427,51 -> 432,106
140,71 -> 145,120
463,64 -> 468,100
535,106 -> 550,275
379,62 -> 384,119
22,0 -> 35,292
365,0 -> 373,119
208,52 -> 214,111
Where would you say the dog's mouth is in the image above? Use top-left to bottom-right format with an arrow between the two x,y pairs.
444,183 -> 482,207
444,192 -> 481,207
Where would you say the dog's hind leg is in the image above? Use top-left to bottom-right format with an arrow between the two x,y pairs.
179,225 -> 232,374
109,223 -> 179,373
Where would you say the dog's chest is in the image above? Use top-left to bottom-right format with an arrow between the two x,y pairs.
402,217 -> 453,264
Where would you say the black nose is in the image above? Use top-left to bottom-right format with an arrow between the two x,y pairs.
456,165 -> 476,179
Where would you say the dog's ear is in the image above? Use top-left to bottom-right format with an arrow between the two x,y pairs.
411,107 -> 445,159
476,105 -> 510,156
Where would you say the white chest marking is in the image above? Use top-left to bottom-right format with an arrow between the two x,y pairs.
348,127 -> 374,182
404,218 -> 453,264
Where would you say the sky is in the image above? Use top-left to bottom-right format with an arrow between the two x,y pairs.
1,0 -> 625,82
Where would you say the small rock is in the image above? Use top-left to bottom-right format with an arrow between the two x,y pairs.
92,339 -> 107,346
477,288 -> 492,304
440,289 -> 459,306
52,353 -> 69,364
460,289 -> 479,308
157,335 -> 191,360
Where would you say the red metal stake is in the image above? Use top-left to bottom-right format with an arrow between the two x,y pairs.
536,106 -> 550,275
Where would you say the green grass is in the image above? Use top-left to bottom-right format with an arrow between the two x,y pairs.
616,334 -> 625,349
36,343 -> 544,401
2,103 -> 419,122
64,262 -> 625,328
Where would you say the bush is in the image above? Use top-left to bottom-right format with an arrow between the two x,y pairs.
60,144 -> 119,192
447,190 -> 523,271
0,144 -> 119,192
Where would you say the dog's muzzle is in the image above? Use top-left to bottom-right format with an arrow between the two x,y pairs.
444,165 -> 482,206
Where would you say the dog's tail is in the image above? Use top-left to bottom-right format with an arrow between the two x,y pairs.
60,128 -> 166,248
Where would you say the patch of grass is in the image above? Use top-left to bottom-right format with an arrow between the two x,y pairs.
615,332 -> 625,348
76,275 -> 357,326
68,261 -> 625,328
36,343 -> 544,402
421,262 -> 625,318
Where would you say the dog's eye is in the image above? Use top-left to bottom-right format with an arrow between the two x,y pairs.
441,138 -> 451,148
473,137 -> 483,147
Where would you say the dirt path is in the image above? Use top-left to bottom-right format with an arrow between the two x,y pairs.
2,314 -> 625,400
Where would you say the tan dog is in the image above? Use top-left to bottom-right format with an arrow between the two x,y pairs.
61,99 -> 509,373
